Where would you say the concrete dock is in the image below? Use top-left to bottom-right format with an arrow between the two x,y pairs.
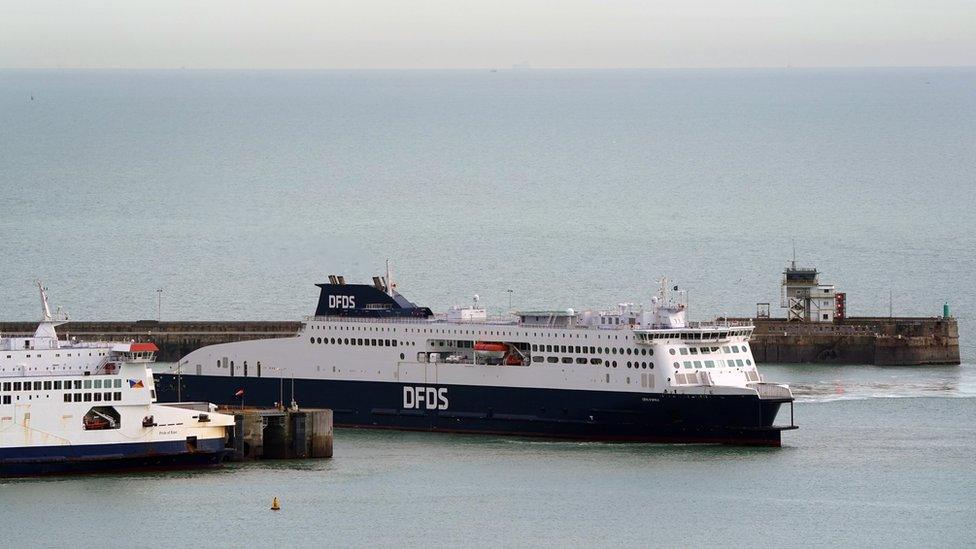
227,408 -> 333,461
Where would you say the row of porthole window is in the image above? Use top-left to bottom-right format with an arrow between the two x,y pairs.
530,355 -> 626,368
673,358 -> 753,369
311,336 -> 418,347
669,345 -> 749,356
314,325 -> 396,332
317,323 -> 631,342
2,352 -> 105,359
530,356 -> 655,370
63,391 -> 122,403
531,344 -> 652,356
1,378 -> 123,392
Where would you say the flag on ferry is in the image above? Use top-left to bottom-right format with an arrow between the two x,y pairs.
128,379 -> 144,388
235,388 -> 245,398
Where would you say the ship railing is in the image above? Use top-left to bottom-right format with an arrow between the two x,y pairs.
307,314 -> 520,326
749,382 -> 793,401
688,320 -> 755,328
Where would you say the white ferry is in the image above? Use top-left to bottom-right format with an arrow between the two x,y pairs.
159,263 -> 797,446
0,284 -> 233,476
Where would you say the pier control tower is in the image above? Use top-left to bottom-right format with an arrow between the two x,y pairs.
781,260 -> 837,322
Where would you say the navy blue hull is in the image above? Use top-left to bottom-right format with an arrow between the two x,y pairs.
0,437 -> 228,478
155,374 -> 793,446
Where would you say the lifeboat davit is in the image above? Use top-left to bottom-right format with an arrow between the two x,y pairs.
474,341 -> 508,353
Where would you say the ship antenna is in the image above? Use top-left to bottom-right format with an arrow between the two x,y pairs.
385,258 -> 395,297
37,280 -> 53,321
791,238 -> 797,269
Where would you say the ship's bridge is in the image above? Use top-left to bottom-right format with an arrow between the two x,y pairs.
634,322 -> 754,344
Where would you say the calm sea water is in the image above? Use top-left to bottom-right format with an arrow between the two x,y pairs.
1,69 -> 975,546
1,378 -> 973,548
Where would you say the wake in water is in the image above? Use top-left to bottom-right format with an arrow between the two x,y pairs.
790,379 -> 975,402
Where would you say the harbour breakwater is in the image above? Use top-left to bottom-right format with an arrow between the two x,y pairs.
741,317 -> 959,366
0,317 -> 959,366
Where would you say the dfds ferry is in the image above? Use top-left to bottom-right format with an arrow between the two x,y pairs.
0,284 -> 233,476
158,263 -> 797,446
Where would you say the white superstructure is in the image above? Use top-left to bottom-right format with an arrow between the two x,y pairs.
0,282 -> 121,377
179,277 -> 789,403
165,265 -> 796,445
0,284 -> 233,476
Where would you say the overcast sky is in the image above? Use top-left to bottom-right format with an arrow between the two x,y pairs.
2,0 -> 974,69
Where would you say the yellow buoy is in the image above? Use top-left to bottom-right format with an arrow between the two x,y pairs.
271,496 -> 281,511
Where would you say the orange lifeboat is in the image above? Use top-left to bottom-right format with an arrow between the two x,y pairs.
84,417 -> 111,430
474,341 -> 508,352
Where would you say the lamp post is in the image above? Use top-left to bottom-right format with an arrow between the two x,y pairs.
272,367 -> 285,410
155,288 -> 163,321
507,289 -> 514,312
291,373 -> 297,410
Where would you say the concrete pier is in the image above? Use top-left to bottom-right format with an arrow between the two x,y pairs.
740,316 -> 960,365
0,320 -> 301,362
226,408 -> 333,461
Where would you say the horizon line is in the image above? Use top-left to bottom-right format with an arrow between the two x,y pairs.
2,64 -> 974,72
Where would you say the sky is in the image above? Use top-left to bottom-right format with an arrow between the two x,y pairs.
1,0 -> 975,69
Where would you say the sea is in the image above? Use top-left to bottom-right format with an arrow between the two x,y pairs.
0,68 -> 974,547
